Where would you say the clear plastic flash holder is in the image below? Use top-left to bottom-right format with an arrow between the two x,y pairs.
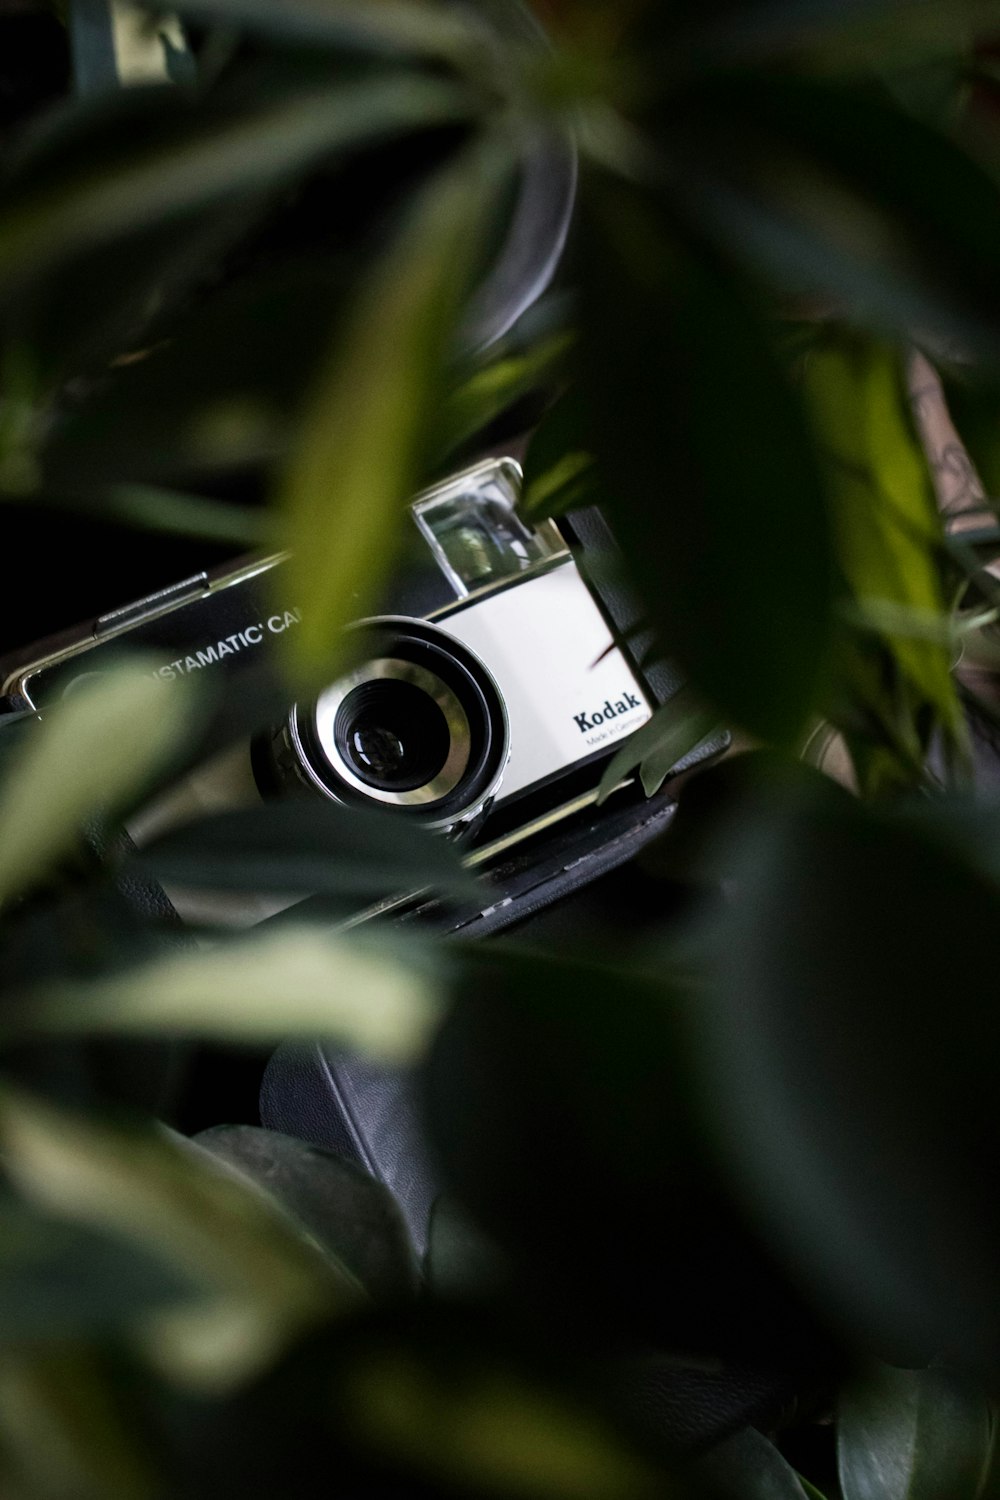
410,460 -> 567,597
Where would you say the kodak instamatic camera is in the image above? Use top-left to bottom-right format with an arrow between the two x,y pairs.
2,458 -> 717,933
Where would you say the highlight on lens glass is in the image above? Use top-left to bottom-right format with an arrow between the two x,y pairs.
270,617 -> 510,832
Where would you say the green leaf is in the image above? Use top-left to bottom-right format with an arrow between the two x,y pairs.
130,799 -> 478,903
0,662 -> 197,909
40,255 -> 357,490
193,1125 -> 420,1302
690,1425 -> 816,1499
839,1363 -> 994,1500
597,685 -> 721,803
661,75 -> 1000,361
437,329 -> 574,464
0,1198 -> 196,1338
688,769 -> 1000,1366
276,145 -> 508,686
424,1194 -> 509,1298
520,387 -> 602,521
0,73 -> 472,300
800,333 -> 966,783
13,484 -> 269,547
424,943 -> 826,1357
578,179 -> 834,743
939,369 -> 1000,504
339,1344 -> 669,1500
171,0 -> 486,65
667,0 -> 1000,72
0,1345 -> 155,1500
0,1087 -> 360,1389
10,923 -> 442,1063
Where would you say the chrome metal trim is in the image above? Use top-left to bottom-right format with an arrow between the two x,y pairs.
96,572 -> 209,635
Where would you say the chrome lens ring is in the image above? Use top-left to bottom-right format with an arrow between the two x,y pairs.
284,617 -> 509,831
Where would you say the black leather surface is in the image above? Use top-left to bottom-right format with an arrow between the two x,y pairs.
261,1046 -> 437,1254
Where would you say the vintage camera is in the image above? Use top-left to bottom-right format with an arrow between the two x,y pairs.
2,457 -> 719,932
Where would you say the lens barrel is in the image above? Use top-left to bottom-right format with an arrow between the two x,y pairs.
263,617 -> 509,833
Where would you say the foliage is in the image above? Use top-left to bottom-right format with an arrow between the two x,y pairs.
2,0 -> 1000,1495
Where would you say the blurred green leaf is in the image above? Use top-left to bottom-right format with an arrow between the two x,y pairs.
40,255 -> 354,490
0,1345 -> 155,1500
193,1125 -> 421,1301
437,329 -> 573,462
0,73 -> 473,299
662,75 -> 1000,360
801,333 -> 966,784
665,0 -> 1000,72
277,144 -> 508,685
690,1424 -> 818,1499
939,369 -> 1000,503
340,1344 -> 668,1500
839,1362 -> 994,1500
0,663 -> 197,909
14,483 -> 269,546
0,1198 -> 196,1338
0,1087 -> 359,1389
579,179 -> 833,743
424,1193 -> 509,1298
688,768 -> 1000,1366
131,799 -> 478,902
11,923 -> 442,1062
597,685 -> 721,802
425,943 -> 827,1358
520,386 -> 601,520
171,0 -> 488,65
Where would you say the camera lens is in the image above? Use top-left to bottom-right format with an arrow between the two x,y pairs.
334,679 -> 452,793
269,617 -> 509,833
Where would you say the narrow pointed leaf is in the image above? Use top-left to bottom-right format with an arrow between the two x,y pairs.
277,147 -> 507,686
0,663 -> 196,908
11,923 -> 441,1062
0,75 -> 471,297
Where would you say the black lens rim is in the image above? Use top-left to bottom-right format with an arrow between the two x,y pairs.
332,678 -> 453,793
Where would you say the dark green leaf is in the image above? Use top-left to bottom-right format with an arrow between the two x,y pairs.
40,256 -> 356,490
335,1335 -> 670,1500
520,386 -> 602,521
839,1362 -> 993,1500
579,179 -> 833,742
660,0 -> 999,72
688,769 -> 1000,1366
130,799 -> 478,901
0,1344 -> 155,1500
690,1425 -> 816,1499
939,370 -> 1000,504
662,75 -> 1000,361
0,1087 -> 360,1387
0,73 -> 473,300
425,944 -> 828,1357
424,1194 -> 509,1298
192,1126 -> 420,1301
437,329 -> 573,463
170,0 -> 486,65
0,1198 -> 196,1338
597,685 -> 721,802
277,144 -> 509,685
